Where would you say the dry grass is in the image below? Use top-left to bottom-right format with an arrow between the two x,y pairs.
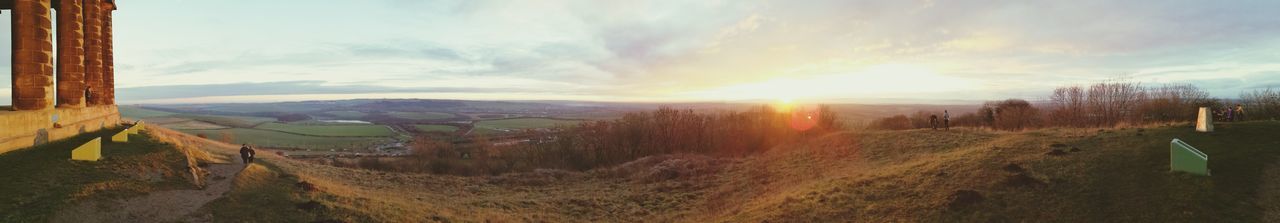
151,121 -> 1280,222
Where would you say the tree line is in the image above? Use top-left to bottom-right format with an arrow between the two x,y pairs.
336,105 -> 842,175
873,80 -> 1279,131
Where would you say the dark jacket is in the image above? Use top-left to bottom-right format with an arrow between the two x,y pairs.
240,146 -> 255,157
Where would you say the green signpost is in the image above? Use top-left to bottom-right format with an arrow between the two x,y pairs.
1170,138 -> 1209,176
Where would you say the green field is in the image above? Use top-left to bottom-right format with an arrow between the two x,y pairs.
119,106 -> 178,118
158,121 -> 229,130
181,128 -> 388,149
256,122 -> 394,137
324,111 -> 367,119
387,111 -> 454,120
413,124 -> 459,133
169,114 -> 276,128
475,118 -> 582,129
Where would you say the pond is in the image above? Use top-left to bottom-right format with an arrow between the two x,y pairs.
316,119 -> 372,124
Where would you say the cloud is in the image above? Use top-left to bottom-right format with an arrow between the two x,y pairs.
115,81 -> 567,101
3,0 -> 1277,103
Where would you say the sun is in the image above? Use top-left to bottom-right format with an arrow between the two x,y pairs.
776,97 -> 796,112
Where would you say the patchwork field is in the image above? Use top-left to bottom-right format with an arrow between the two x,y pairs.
181,128 -> 389,149
256,123 -> 395,137
387,111 -> 454,120
414,124 -> 459,133
323,111 -> 367,119
159,120 -> 229,130
169,114 -> 276,128
119,106 -> 178,118
475,118 -> 583,129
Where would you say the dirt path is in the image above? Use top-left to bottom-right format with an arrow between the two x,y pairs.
52,163 -> 243,223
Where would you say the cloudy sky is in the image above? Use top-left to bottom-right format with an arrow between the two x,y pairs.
2,0 -> 1279,104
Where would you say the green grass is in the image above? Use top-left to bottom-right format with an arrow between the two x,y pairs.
387,111 -> 454,120
0,129 -> 195,222
170,114 -> 276,128
475,118 -> 582,130
414,124 -> 459,133
180,128 -> 389,149
257,123 -> 395,137
159,121 -> 229,130
118,106 -> 178,119
324,111 -> 367,119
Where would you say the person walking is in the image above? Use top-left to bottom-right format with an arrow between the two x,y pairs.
239,144 -> 256,164
930,114 -> 939,130
943,110 -> 950,130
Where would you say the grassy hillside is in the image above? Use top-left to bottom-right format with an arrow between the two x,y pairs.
10,120 -> 1276,222
0,128 -> 201,221
247,121 -> 1280,222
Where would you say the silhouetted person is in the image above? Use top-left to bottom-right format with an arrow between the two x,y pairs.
943,110 -> 950,130
84,87 -> 92,103
930,115 -> 939,130
239,144 -> 256,164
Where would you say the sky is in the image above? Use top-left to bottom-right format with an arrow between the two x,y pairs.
2,0 -> 1280,104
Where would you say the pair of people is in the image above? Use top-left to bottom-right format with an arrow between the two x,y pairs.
930,110 -> 950,130
239,144 -> 257,164
1222,104 -> 1245,122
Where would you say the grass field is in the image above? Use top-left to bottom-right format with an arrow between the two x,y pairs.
244,121 -> 1280,222
180,128 -> 389,149
387,111 -> 454,120
159,121 -> 230,130
256,123 -> 395,137
323,111 -> 367,119
119,106 -> 178,118
475,118 -> 582,129
414,124 -> 459,133
169,114 -> 276,128
0,128 -> 195,222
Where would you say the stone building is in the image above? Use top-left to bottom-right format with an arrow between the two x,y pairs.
0,0 -> 120,154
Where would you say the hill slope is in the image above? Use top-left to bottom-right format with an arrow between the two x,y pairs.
15,121 -> 1275,222
197,121 -> 1280,222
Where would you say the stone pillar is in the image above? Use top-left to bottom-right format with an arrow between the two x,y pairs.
11,0 -> 56,111
83,0 -> 104,106
56,0 -> 87,108
103,7 -> 115,105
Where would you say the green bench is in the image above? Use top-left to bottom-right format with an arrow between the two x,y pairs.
1170,138 -> 1209,176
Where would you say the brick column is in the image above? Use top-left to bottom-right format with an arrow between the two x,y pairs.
56,0 -> 87,108
103,7 -> 115,105
83,0 -> 104,106
11,0 -> 55,111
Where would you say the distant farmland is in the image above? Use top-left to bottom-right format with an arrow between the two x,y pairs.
414,124 -> 459,133
183,128 -> 389,149
388,111 -> 454,120
475,118 -> 583,129
256,122 -> 396,137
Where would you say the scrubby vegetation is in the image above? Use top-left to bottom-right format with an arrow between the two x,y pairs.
871,80 -> 1242,131
331,106 -> 841,175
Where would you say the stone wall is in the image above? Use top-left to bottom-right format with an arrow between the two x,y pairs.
0,106 -> 121,154
1,0 -> 120,155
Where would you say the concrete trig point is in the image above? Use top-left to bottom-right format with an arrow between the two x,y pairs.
0,0 -> 121,155
1196,107 -> 1213,132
